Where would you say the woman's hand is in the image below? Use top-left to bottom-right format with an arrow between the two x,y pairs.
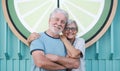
60,35 -> 67,42
27,32 -> 40,44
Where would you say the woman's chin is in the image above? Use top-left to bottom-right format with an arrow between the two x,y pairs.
67,36 -> 74,39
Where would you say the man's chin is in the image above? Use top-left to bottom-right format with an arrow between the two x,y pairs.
54,30 -> 62,34
54,31 -> 61,35
50,28 -> 62,35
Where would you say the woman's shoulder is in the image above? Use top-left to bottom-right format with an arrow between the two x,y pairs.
76,37 -> 85,42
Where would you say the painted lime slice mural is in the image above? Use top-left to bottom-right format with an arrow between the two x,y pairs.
2,0 -> 117,47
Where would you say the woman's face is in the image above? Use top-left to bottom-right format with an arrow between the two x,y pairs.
63,23 -> 77,40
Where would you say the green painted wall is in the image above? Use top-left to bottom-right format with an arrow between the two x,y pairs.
0,0 -> 120,71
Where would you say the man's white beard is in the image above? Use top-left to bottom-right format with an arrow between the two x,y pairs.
50,25 -> 62,35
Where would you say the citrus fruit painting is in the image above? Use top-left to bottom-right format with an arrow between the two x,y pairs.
2,0 -> 117,47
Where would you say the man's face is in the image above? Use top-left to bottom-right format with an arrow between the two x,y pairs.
49,13 -> 67,34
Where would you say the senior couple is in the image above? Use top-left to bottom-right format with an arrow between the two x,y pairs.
28,8 -> 85,71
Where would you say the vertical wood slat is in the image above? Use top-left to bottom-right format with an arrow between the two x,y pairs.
20,60 -> 26,71
98,29 -> 111,59
0,2 -> 2,59
0,59 -> 1,71
18,40 -> 22,59
0,1 -> 8,59
26,59 -> 31,71
4,23 -> 9,59
85,44 -> 96,59
110,23 -> 114,59
95,41 -> 99,59
113,60 -> 120,71
112,0 -> 120,59
7,60 -> 13,71
99,60 -> 106,71
86,60 -> 92,71
91,60 -> 98,71
105,60 -> 113,71
0,60 -> 7,71
14,60 -> 20,71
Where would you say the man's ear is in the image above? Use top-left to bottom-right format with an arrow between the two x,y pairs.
48,19 -> 50,23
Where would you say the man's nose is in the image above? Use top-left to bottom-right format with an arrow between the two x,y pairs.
57,21 -> 62,25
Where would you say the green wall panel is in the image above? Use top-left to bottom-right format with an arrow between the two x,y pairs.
0,0 -> 120,71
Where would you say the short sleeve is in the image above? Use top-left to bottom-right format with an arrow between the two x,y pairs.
74,38 -> 85,59
30,37 -> 44,55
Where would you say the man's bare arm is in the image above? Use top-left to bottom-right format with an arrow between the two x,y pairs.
46,54 -> 80,69
32,50 -> 66,70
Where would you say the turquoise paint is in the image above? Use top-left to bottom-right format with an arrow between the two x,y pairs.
0,0 -> 120,71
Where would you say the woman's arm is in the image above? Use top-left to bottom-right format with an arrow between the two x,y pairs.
27,32 -> 40,45
60,35 -> 81,58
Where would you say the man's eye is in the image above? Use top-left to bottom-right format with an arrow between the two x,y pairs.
61,21 -> 66,24
55,18 -> 59,21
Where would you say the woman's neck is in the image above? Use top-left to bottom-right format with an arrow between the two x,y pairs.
67,38 -> 75,44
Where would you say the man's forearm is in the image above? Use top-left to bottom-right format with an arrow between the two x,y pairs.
32,51 -> 66,70
39,59 -> 66,70
55,56 -> 80,69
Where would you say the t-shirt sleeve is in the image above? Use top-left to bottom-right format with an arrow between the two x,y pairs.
30,38 -> 44,55
74,38 -> 85,58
